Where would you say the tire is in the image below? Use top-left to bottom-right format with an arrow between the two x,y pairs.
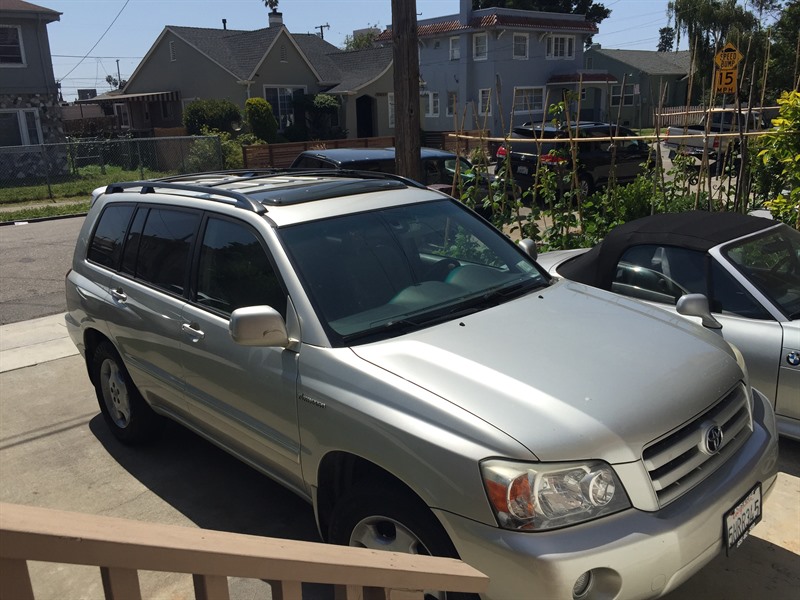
91,341 -> 161,444
329,481 -> 478,600
577,174 -> 594,197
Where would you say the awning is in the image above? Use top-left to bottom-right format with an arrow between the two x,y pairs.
77,91 -> 180,103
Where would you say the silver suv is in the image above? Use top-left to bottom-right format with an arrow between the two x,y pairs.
66,170 -> 778,600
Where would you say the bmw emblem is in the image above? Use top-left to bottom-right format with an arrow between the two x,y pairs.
787,352 -> 800,367
703,425 -> 724,455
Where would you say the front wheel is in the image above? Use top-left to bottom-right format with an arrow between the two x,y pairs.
92,341 -> 161,444
329,481 -> 478,600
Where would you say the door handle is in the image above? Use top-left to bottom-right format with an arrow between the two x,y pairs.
110,288 -> 127,302
181,322 -> 205,341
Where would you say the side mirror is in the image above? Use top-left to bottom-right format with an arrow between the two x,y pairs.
676,294 -> 722,330
229,305 -> 289,347
519,238 -> 538,261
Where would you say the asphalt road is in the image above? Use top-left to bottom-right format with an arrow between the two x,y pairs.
0,216 -> 84,325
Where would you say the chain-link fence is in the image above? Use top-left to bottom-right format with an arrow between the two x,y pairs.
0,136 -> 223,202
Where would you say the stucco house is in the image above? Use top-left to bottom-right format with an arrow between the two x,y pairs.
0,0 -> 63,148
91,9 -> 395,139
381,0 -> 603,138
584,46 -> 693,129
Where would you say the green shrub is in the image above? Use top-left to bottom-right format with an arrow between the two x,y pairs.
183,99 -> 242,135
245,97 -> 278,142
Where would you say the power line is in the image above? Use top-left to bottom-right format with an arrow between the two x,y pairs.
54,54 -> 142,59
58,0 -> 131,81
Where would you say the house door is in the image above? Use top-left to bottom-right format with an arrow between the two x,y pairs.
356,95 -> 375,138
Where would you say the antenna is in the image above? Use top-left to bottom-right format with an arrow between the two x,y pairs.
315,23 -> 330,39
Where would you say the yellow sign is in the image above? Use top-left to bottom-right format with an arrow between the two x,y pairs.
715,43 -> 743,70
715,68 -> 737,94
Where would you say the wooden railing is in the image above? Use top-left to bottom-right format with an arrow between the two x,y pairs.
0,503 -> 488,600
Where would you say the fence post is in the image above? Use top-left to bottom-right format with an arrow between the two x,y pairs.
135,139 -> 144,178
40,145 -> 54,200
217,136 -> 225,169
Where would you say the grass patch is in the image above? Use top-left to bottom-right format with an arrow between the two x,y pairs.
0,165 -> 173,205
0,201 -> 90,223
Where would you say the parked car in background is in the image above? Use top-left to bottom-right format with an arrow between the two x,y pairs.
496,122 -> 652,195
663,107 -> 766,161
537,211 -> 800,440
65,173 -> 778,600
291,147 -> 485,193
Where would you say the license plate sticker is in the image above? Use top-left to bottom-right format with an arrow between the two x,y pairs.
516,166 -> 529,175
725,483 -> 762,552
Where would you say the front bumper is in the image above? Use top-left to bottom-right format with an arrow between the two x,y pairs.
438,390 -> 779,600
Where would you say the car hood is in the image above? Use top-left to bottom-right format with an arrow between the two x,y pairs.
535,248 -> 589,276
352,280 -> 743,464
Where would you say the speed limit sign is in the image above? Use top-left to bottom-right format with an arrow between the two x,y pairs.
715,68 -> 737,94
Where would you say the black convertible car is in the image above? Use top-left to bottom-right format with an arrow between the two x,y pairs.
537,211 -> 800,440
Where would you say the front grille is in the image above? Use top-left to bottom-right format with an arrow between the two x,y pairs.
643,383 -> 752,507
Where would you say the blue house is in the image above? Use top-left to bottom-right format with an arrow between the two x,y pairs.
378,0 -> 605,138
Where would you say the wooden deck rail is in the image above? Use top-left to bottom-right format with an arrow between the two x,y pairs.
0,503 -> 488,600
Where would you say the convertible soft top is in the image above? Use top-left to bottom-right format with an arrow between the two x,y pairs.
559,211 -> 777,289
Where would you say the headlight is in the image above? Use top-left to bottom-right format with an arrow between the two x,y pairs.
481,459 -> 631,531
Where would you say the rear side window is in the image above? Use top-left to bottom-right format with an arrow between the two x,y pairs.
134,208 -> 201,295
88,204 -> 134,269
195,217 -> 285,317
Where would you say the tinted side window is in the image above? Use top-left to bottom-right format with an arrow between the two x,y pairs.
293,156 -> 333,169
196,217 -> 285,317
87,204 -> 134,269
135,208 -> 200,295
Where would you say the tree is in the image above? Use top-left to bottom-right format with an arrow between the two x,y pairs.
765,0 -> 800,99
343,28 -> 379,50
472,0 -> 611,44
657,27 -> 675,52
262,0 -> 279,10
245,97 -> 278,142
183,99 -> 242,135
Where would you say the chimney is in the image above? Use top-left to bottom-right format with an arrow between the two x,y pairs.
222,18 -> 227,30
269,9 -> 283,28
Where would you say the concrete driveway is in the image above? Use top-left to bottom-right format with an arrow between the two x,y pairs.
0,314 -> 798,599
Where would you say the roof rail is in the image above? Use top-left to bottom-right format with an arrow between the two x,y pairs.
104,181 -> 267,214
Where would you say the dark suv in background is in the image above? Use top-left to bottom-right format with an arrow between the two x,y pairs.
496,122 -> 652,195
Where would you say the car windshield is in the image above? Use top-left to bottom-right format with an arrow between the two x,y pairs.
722,225 -> 800,319
280,199 -> 549,344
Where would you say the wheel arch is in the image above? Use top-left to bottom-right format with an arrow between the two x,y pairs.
315,450 -> 432,542
83,328 -> 114,386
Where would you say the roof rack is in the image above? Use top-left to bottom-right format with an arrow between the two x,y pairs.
104,181 -> 267,214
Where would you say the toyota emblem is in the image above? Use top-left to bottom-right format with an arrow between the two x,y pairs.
703,425 -> 724,455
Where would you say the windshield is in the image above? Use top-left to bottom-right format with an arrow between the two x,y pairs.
280,200 -> 548,344
723,224 -> 800,319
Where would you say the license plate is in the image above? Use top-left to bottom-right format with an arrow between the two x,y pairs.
725,483 -> 762,552
516,165 -> 528,175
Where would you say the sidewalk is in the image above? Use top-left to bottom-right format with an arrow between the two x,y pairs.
0,313 -> 78,373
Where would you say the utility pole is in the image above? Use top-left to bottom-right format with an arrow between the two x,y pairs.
116,59 -> 122,88
315,23 -> 330,39
391,0 -> 421,182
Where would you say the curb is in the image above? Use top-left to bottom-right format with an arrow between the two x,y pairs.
0,212 -> 88,227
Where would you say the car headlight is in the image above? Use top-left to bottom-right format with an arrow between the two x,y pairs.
481,459 -> 631,531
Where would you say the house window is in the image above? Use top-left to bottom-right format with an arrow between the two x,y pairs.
513,33 -> 528,60
264,86 -> 305,131
280,45 -> 287,62
473,33 -> 487,61
0,109 -> 42,146
169,40 -> 176,62
478,88 -> 491,116
446,92 -> 457,117
388,92 -> 395,129
449,37 -> 460,61
421,92 -> 439,117
0,25 -> 25,66
113,103 -> 130,128
611,84 -> 635,106
546,35 -> 575,60
512,87 -> 544,113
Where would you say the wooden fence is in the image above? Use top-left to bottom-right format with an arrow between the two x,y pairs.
242,130 -> 491,169
0,502 -> 488,600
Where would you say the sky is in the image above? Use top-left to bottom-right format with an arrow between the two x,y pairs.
40,0 -> 676,102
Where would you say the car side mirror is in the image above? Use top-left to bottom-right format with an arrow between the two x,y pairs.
229,305 -> 289,347
519,238 -> 538,261
676,294 -> 722,330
